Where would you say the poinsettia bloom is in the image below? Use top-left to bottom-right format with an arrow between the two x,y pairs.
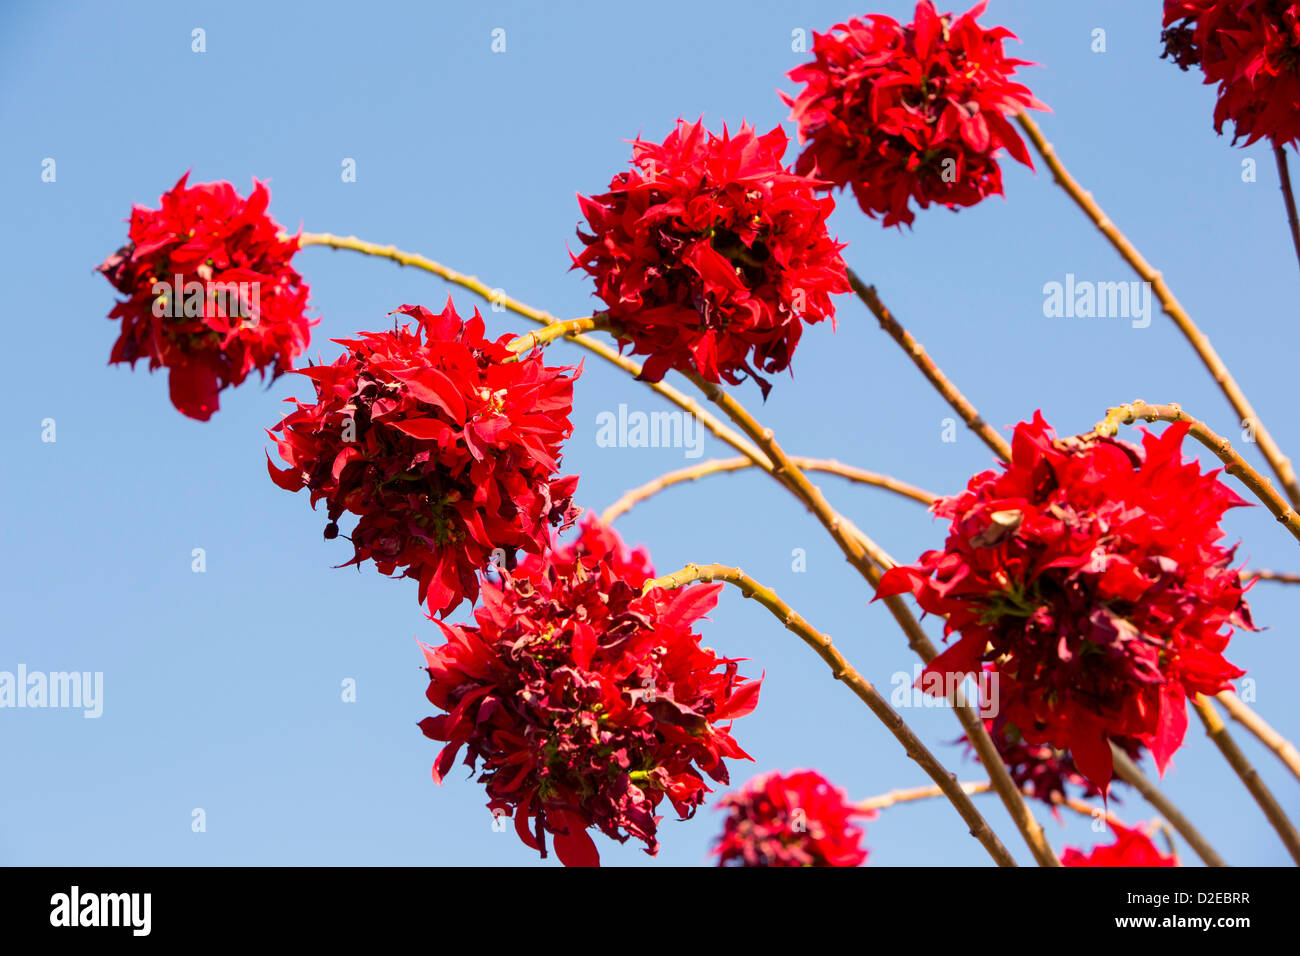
267,300 -> 580,616
1162,1 -> 1300,147
713,769 -> 872,867
98,173 -> 313,420
1062,822 -> 1179,867
418,516 -> 760,866
572,119 -> 849,395
877,413 -> 1253,792
783,1 -> 1045,228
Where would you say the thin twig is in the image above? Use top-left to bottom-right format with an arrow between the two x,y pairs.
600,455 -> 937,524
856,780 -> 1122,829
1247,568 -> 1300,584
680,372 -> 1062,867
1216,691 -> 1300,784
641,563 -> 1017,867
1091,400 -> 1300,545
506,314 -> 614,353
846,270 -> 1012,462
1016,113 -> 1300,509
1109,745 -> 1225,867
1192,694 -> 1300,864
1276,146 -> 1300,277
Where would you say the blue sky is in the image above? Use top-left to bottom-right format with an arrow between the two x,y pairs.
2,0 -> 1297,866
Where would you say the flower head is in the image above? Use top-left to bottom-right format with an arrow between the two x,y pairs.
572,119 -> 848,395
877,413 -> 1253,792
98,173 -> 313,420
267,300 -> 580,616
713,769 -> 872,867
418,516 -> 761,866
1162,1 -> 1300,147
783,1 -> 1044,228
1062,821 -> 1179,867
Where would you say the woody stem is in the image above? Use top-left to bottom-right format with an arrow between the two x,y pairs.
641,564 -> 1017,867
1091,400 -> 1300,546
845,270 -> 1012,462
1191,695 -> 1300,864
599,455 -> 936,525
1016,112 -> 1300,509
1275,147 -> 1300,277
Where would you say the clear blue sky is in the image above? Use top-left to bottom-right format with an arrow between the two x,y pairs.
2,0 -> 1297,866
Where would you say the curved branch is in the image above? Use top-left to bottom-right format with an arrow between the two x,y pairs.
1109,745 -> 1225,867
857,780 -> 1124,829
600,455 -> 937,525
640,563 -> 1017,867
1276,147 -> 1300,277
1246,568 -> 1300,584
1016,113 -> 1300,509
507,314 -> 614,353
1192,695 -> 1300,864
846,270 -> 1012,462
680,372 -> 1062,866
1091,400 -> 1300,545
1217,691 -> 1300,784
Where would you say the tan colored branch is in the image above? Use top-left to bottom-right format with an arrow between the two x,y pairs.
1276,147 -> 1300,276
1109,745 -> 1225,867
599,455 -> 936,525
506,314 -> 614,353
846,270 -> 1012,462
1091,401 -> 1300,545
641,563 -> 1017,867
1016,113 -> 1300,509
1217,691 -> 1300,784
678,372 -> 1061,867
1246,568 -> 1300,584
1191,695 -> 1300,864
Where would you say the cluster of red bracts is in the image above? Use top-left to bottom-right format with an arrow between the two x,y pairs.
1163,0 -> 1300,147
265,301 -> 580,617
878,413 -> 1253,793
418,517 -> 761,866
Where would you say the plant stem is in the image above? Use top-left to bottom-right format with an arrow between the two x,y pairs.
846,270 -> 1012,462
1109,745 -> 1225,867
1275,146 -> 1300,277
506,314 -> 614,353
1091,400 -> 1300,545
1016,113 -> 1300,509
600,455 -> 936,524
1191,694 -> 1300,864
1246,568 -> 1300,584
641,563 -> 1017,867
681,372 -> 1062,867
1217,691 -> 1300,784
856,780 -> 1122,829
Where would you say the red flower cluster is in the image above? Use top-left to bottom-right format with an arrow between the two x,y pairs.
877,413 -> 1253,792
1062,822 -> 1179,867
783,1 -> 1044,228
418,517 -> 760,866
267,300 -> 579,616
713,769 -> 871,867
572,119 -> 849,396
98,173 -> 313,420
1163,1 -> 1300,147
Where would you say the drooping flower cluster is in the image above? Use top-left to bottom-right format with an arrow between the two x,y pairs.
713,769 -> 872,867
98,173 -> 314,420
572,119 -> 849,395
1062,822 -> 1179,867
783,1 -> 1044,228
267,300 -> 580,616
877,413 -> 1253,791
418,517 -> 760,866
1162,1 -> 1300,147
